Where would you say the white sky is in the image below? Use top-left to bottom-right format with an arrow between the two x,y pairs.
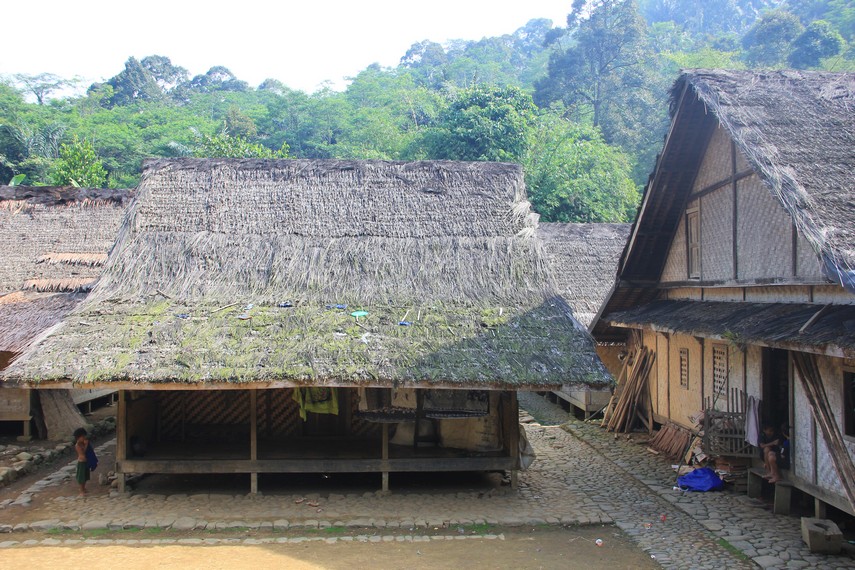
2,0 -> 571,94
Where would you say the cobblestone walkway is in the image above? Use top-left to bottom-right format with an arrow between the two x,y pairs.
519,392 -> 853,570
0,393 -> 852,569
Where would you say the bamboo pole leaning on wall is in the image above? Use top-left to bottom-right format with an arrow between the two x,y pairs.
605,348 -> 655,433
792,352 -> 855,514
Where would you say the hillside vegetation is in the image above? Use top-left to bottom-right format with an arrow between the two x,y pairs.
1,0 -> 851,223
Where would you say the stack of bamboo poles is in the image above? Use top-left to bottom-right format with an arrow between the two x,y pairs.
649,423 -> 695,460
602,347 -> 655,433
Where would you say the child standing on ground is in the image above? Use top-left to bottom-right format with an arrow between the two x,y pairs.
73,428 -> 90,495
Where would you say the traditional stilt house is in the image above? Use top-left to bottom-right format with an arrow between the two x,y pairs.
0,186 -> 131,438
592,70 -> 855,516
537,223 -> 631,416
4,159 -> 611,492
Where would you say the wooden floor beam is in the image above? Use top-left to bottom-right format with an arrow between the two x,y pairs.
118,456 -> 514,475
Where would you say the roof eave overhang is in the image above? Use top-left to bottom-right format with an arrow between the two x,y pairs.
604,319 -> 849,359
2,378 -> 586,392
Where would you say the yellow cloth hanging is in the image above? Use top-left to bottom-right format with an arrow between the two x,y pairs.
292,387 -> 339,421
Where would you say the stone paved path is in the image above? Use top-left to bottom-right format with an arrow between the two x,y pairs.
1,393 -> 853,569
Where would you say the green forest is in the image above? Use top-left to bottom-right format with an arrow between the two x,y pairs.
1,0 -> 852,223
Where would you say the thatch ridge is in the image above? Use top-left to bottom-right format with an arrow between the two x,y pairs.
537,223 -> 630,327
5,159 -> 611,390
678,69 -> 855,273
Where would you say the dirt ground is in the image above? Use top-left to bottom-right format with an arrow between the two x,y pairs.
0,526 -> 658,570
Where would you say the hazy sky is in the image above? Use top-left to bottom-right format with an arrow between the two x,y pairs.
3,0 -> 571,94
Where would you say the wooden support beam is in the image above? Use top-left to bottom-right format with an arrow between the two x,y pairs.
116,390 -> 127,493
250,389 -> 258,495
381,423 -> 389,492
509,391 -> 520,489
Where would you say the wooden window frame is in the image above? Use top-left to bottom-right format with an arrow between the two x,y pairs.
686,208 -> 700,279
679,348 -> 689,389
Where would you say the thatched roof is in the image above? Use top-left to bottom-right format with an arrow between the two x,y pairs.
0,186 -> 132,357
607,299 -> 855,358
0,291 -> 84,353
594,69 -> 855,341
537,223 -> 630,328
0,185 -> 132,295
4,159 -> 611,390
680,70 -> 855,277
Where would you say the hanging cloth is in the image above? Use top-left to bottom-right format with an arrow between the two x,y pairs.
293,387 -> 339,421
744,395 -> 761,447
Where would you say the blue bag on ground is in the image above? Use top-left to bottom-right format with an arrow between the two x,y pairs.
677,467 -> 723,491
85,443 -> 98,471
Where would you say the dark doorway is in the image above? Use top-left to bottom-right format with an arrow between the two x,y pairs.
762,348 -> 790,429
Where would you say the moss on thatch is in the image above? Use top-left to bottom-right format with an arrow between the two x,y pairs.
4,159 -> 612,390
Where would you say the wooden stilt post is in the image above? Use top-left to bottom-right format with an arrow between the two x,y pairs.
509,391 -> 520,490
250,389 -> 258,495
381,423 -> 389,492
116,390 -> 127,493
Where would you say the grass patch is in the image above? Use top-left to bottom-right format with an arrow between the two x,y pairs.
458,523 -> 494,534
717,538 -> 750,561
83,528 -> 112,537
323,526 -> 347,535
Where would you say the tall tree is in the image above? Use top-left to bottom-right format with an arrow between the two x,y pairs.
140,55 -> 188,93
420,85 -> 537,163
788,20 -> 846,67
741,10 -> 804,66
13,73 -> 73,105
101,57 -> 163,106
535,0 -> 647,129
525,115 -> 638,222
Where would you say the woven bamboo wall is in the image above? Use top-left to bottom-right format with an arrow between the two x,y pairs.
641,331 -> 659,418
813,286 -> 855,305
655,332 -> 669,419
700,187 -> 733,282
661,211 -> 690,282
667,333 -> 703,428
595,344 -> 624,379
734,144 -> 751,173
0,201 -> 127,295
736,175 -> 792,280
744,345 -> 763,398
664,287 -> 702,300
693,126 -> 732,194
795,231 -> 824,280
701,288 -> 743,302
793,364 -> 814,482
744,286 -> 811,303
155,389 -> 380,442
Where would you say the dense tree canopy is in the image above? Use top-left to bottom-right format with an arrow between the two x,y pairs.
1,3 -> 852,219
